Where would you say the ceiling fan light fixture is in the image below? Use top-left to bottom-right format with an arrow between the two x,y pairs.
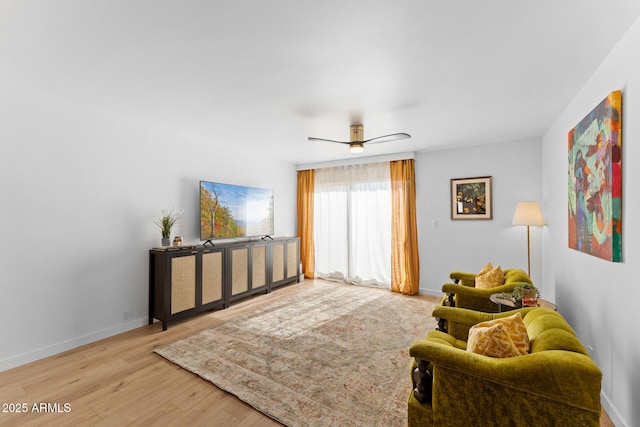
308,123 -> 410,154
349,142 -> 364,153
350,124 -> 364,142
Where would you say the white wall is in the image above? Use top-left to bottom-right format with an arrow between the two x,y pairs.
415,139 -> 542,295
0,87 -> 297,371
541,16 -> 640,427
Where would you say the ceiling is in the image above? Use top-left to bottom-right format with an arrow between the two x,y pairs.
2,0 -> 639,165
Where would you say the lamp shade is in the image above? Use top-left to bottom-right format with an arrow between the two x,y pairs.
512,201 -> 544,226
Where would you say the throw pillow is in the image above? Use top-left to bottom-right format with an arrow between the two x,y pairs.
477,262 -> 493,277
467,312 -> 530,358
475,265 -> 505,289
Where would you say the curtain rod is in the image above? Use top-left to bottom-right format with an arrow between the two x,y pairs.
296,152 -> 415,171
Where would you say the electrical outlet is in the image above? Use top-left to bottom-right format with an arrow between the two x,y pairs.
122,310 -> 132,322
587,345 -> 594,359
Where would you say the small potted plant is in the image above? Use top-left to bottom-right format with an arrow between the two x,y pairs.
512,283 -> 539,307
155,209 -> 183,246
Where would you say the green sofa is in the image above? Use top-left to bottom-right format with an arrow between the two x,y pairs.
408,307 -> 602,427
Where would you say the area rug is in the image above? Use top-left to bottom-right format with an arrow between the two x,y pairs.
155,281 -> 437,427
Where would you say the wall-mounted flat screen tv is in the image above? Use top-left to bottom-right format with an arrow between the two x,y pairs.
200,181 -> 274,241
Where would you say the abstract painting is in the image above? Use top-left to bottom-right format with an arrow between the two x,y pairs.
451,176 -> 492,220
568,90 -> 622,262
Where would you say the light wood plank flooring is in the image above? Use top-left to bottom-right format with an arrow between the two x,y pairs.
0,280 -> 614,426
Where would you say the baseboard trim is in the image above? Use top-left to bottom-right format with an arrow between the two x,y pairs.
419,288 -> 442,298
601,390 -> 628,427
0,317 -> 148,372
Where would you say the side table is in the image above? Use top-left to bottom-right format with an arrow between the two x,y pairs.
489,293 -> 557,313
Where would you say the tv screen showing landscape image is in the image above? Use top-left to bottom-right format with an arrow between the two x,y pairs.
200,181 -> 274,240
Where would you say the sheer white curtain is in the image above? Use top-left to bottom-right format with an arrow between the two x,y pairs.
313,162 -> 391,288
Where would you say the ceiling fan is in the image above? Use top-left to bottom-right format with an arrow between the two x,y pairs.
308,124 -> 411,153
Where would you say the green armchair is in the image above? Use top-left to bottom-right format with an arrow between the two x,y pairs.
408,307 -> 602,427
438,268 -> 533,332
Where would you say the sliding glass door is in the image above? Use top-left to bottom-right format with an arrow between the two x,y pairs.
313,162 -> 391,287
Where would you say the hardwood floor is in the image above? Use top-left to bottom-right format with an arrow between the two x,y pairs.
0,280 -> 614,426
0,281 -> 317,427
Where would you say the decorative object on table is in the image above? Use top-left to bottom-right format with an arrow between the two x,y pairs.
512,282 -> 539,307
496,282 -> 539,308
155,208 -> 183,246
568,90 -> 622,262
512,201 -> 545,276
172,236 -> 183,246
450,176 -> 492,220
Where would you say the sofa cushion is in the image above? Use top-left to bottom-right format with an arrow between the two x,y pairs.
524,311 -> 576,340
423,330 -> 467,350
467,312 -> 530,357
530,328 -> 589,355
503,268 -> 533,284
475,265 -> 505,289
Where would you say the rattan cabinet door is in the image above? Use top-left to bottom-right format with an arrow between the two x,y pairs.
170,254 -> 196,314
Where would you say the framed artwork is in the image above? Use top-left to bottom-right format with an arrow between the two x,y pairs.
451,176 -> 492,220
568,90 -> 622,262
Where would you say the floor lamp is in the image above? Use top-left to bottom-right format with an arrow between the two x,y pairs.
512,201 -> 545,277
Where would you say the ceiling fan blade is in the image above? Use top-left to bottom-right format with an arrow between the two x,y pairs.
308,136 -> 350,145
364,133 -> 411,145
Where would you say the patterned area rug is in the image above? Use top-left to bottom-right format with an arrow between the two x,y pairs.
155,281 -> 437,427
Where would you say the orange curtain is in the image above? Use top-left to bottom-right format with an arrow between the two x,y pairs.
390,159 -> 420,295
297,169 -> 315,279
